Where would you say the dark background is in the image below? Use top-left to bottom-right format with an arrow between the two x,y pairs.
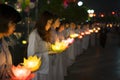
83,0 -> 120,13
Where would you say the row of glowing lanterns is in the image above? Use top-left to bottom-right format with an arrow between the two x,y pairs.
51,27 -> 100,53
12,27 -> 100,80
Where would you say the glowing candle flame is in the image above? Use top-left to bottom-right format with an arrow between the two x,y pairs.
95,30 -> 98,33
81,32 -> 85,36
66,38 -> 74,44
89,29 -> 94,33
97,27 -> 101,30
85,31 -> 90,35
78,35 -> 83,39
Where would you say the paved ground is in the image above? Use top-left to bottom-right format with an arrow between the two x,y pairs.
65,32 -> 120,80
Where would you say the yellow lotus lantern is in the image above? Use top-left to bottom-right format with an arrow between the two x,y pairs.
85,31 -> 90,35
89,29 -> 94,33
51,41 -> 68,53
12,65 -> 31,80
93,28 -> 96,31
70,33 -> 79,38
23,55 -> 41,72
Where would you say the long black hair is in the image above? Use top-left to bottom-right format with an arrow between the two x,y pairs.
34,11 -> 54,42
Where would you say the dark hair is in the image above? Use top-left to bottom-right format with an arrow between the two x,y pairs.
52,14 -> 60,24
0,4 -> 21,33
34,11 -> 54,42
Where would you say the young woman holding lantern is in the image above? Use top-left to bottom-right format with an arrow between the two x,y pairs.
0,4 -> 21,79
27,11 -> 54,80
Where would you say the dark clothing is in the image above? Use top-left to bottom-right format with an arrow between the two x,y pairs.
99,27 -> 108,48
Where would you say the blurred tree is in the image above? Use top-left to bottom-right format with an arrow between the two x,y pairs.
39,0 -> 88,23
62,2 -> 88,23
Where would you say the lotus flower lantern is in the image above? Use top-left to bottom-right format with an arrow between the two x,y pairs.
23,55 -> 41,72
12,65 -> 31,80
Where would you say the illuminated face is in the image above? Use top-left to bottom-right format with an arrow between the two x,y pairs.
4,21 -> 16,36
45,19 -> 53,31
77,25 -> 81,29
65,23 -> 69,28
60,25 -> 65,31
53,18 -> 60,28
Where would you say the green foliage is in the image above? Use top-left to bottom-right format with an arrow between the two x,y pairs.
39,0 -> 63,15
39,0 -> 88,23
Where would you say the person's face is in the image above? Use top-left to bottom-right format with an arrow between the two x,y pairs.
70,23 -> 76,29
60,25 -> 65,31
77,25 -> 81,29
45,19 -> 53,31
4,21 -> 16,36
65,23 -> 69,28
53,18 -> 60,28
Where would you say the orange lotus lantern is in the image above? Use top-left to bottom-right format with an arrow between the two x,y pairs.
12,65 -> 31,80
85,30 -> 90,35
95,30 -> 98,33
81,32 -> 85,36
51,41 -> 68,53
93,28 -> 96,31
78,35 -> 83,39
89,29 -> 94,33
70,33 -> 79,38
23,55 -> 41,72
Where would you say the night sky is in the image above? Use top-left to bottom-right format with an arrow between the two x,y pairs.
83,0 -> 120,13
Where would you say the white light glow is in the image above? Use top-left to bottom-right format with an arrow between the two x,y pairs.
78,1 -> 83,6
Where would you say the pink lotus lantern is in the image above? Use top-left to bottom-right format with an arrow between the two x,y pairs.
22,55 -> 41,72
66,38 -> 74,44
12,65 -> 31,80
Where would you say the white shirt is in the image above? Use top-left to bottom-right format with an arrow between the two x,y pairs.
27,29 -> 50,74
